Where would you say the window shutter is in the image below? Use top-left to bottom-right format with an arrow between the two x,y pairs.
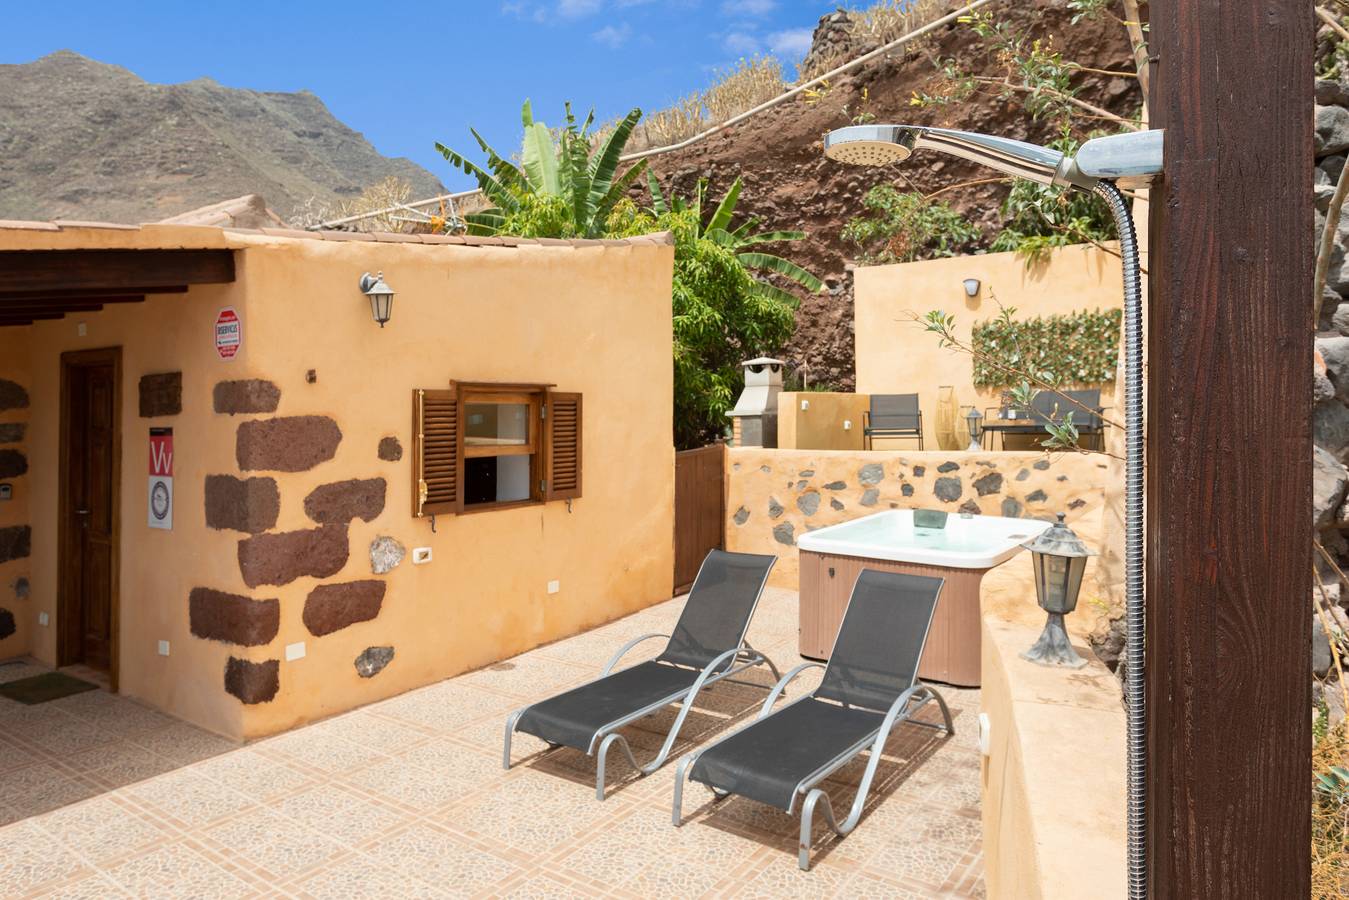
545,392 -> 582,500
414,388 -> 458,516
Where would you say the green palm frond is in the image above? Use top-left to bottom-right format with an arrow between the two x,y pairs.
595,158 -> 649,224
747,280 -> 803,308
647,171 -> 669,215
734,230 -> 806,247
737,252 -> 824,293
706,177 -> 742,234
587,108 -> 643,219
469,128 -> 527,195
434,143 -> 520,213
521,119 -> 560,195
463,209 -> 505,236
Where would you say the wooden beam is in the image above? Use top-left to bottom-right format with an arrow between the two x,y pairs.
0,250 -> 234,293
0,304 -> 106,316
1146,0 -> 1312,896
0,285 -> 188,301
0,297 -> 142,312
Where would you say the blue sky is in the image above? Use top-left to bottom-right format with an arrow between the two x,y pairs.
5,0 -> 836,192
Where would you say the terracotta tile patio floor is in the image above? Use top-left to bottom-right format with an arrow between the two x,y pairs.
0,587 -> 984,898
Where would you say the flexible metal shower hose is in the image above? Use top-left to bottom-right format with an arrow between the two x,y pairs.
1093,180 -> 1145,899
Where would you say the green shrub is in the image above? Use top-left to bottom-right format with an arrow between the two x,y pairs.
971,308 -> 1121,387
841,185 -> 981,264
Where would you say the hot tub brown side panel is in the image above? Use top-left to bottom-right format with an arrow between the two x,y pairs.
799,550 -> 989,687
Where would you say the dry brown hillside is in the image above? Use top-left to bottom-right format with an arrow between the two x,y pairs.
0,51 -> 445,224
642,0 -> 1140,389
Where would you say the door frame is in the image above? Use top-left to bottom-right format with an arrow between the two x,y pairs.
57,347 -> 122,690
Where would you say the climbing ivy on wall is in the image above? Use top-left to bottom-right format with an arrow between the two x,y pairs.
971,308 -> 1121,388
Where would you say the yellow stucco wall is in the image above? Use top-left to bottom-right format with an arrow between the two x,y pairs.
853,243 -> 1123,448
12,232 -> 675,740
775,392 -> 869,450
0,327 -> 32,662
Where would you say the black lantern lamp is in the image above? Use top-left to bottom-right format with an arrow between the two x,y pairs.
1021,512 -> 1096,668
359,271 -> 395,327
965,407 -> 983,451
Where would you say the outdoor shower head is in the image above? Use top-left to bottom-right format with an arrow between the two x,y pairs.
823,125 -> 1163,191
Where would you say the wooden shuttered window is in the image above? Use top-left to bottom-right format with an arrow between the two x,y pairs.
413,383 -> 581,515
413,389 -> 458,516
545,391 -> 582,500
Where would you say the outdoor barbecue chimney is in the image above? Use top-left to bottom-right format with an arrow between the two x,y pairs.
727,357 -> 783,447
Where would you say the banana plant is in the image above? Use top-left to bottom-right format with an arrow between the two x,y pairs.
648,174 -> 823,305
435,100 -> 647,238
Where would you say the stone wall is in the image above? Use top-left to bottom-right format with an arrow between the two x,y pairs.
725,447 -> 1107,589
0,328 -> 30,660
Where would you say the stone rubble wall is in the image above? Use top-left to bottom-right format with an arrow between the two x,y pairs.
725,447 -> 1107,591
0,328 -> 30,661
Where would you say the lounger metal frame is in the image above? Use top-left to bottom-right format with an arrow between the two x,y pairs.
503,556 -> 781,801
671,574 -> 953,870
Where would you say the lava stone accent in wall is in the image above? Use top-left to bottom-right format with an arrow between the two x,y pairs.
378,437 -> 403,462
0,450 -> 27,479
773,522 -> 795,546
934,477 -> 963,503
302,580 -> 386,636
138,372 -> 182,417
733,506 -> 750,525
1026,489 -> 1049,503
355,646 -> 395,678
236,416 -> 342,472
796,492 -> 820,515
189,588 -> 280,646
959,500 -> 982,515
237,525 -> 348,588
859,463 -> 884,485
0,608 -> 14,640
768,497 -> 784,519
213,379 -> 281,415
0,424 -> 24,444
937,461 -> 960,473
0,526 -> 31,564
304,478 -> 387,525
1002,498 -> 1024,518
224,657 -> 279,704
369,536 -> 405,575
0,380 -> 28,412
204,475 -> 280,534
973,472 -> 1004,496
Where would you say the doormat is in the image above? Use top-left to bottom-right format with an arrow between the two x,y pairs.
0,672 -> 100,705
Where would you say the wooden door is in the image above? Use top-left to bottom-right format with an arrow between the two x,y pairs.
59,348 -> 120,682
674,444 -> 725,593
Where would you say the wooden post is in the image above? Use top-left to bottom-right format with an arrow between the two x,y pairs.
1146,0 -> 1313,895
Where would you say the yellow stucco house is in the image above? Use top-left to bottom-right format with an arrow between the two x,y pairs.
0,220 -> 676,740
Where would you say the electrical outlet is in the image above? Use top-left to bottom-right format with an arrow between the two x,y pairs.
0,484 -> 11,501
843,419 -> 853,430
412,547 -> 433,565
800,399 -> 810,411
157,640 -> 170,657
547,580 -> 561,595
38,612 -> 49,627
286,642 -> 306,661
77,322 -> 87,337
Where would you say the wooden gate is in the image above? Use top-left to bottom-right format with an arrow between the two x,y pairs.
674,443 -> 725,593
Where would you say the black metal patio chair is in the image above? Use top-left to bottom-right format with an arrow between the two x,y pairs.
671,569 -> 953,870
863,393 -> 924,449
503,550 -> 781,800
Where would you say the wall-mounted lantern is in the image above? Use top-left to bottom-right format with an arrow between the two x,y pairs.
965,407 -> 983,451
963,277 -> 981,298
1020,513 -> 1095,668
359,271 -> 395,328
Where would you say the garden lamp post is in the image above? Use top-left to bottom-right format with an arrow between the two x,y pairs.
1021,513 -> 1095,668
964,407 -> 983,451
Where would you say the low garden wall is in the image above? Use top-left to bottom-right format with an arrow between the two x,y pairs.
725,447 -> 1108,589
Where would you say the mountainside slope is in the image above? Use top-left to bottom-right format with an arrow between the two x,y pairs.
643,0 -> 1139,388
0,51 -> 445,223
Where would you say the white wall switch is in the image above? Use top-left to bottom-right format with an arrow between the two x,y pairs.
76,322 -> 87,337
286,641 -> 306,661
157,640 -> 170,657
547,579 -> 561,594
843,419 -> 853,430
412,547 -> 433,565
38,612 -> 49,627
800,399 -> 810,411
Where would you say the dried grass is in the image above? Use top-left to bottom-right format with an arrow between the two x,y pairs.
1313,719 -> 1349,899
797,0 -> 952,82
623,56 -> 788,152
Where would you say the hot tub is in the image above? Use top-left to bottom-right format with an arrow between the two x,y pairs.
796,509 -> 1051,686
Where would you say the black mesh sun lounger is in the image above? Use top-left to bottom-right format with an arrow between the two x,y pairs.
671,569 -> 954,870
503,550 -> 780,799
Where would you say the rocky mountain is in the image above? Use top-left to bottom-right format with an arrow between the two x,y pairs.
0,51 -> 445,224
642,1 -> 1140,389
